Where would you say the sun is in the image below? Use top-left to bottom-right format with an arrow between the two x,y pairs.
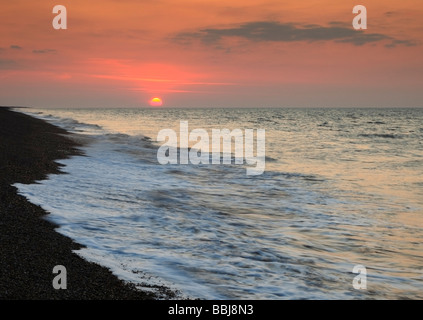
149,97 -> 163,107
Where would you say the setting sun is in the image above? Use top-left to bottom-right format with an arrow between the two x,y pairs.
149,97 -> 163,107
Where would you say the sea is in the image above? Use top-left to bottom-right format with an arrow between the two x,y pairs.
13,107 -> 423,299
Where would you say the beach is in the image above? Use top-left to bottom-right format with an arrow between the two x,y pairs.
0,107 -> 174,299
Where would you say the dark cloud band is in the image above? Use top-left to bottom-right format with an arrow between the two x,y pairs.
175,21 -> 416,47
0,59 -> 17,69
32,49 -> 57,54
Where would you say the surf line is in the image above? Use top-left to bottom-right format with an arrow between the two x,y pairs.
157,121 -> 265,175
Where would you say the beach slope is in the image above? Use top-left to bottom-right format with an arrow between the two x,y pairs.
0,107 -> 171,299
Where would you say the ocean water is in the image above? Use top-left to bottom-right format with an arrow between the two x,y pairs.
14,107 -> 423,299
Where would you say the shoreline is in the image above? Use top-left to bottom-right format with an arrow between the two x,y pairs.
0,107 -> 176,299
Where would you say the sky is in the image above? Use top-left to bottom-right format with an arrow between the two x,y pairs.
0,0 -> 422,108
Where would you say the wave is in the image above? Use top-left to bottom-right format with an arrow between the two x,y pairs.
59,117 -> 103,130
366,121 -> 386,125
358,133 -> 399,139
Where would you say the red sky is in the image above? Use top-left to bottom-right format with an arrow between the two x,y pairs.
1,0 -> 422,107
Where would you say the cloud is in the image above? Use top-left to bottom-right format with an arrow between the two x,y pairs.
10,45 -> 22,50
384,39 -> 418,48
385,11 -> 396,16
175,21 -> 415,47
32,49 -> 57,54
328,21 -> 349,27
0,59 -> 17,69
